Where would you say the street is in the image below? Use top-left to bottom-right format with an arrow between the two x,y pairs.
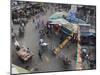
11,1 -> 96,74
11,6 -> 77,73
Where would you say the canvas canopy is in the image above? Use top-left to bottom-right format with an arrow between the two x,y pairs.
49,11 -> 67,20
49,18 -> 74,32
12,64 -> 29,74
48,12 -> 79,34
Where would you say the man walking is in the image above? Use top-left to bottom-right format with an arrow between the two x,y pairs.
38,49 -> 43,61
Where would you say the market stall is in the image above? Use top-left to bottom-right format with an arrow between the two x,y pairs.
47,12 -> 78,55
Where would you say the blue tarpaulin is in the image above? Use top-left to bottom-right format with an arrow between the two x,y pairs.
61,26 -> 72,36
81,32 -> 95,37
66,10 -> 86,24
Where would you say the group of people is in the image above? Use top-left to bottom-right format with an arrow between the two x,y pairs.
11,21 -> 25,41
34,14 -> 47,30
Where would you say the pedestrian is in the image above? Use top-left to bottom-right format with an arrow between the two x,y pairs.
11,27 -> 13,32
38,49 -> 43,61
41,20 -> 44,29
19,25 -> 24,37
39,30 -> 45,39
34,20 -> 38,29
46,24 -> 51,37
14,39 -> 20,51
21,22 -> 25,27
27,48 -> 31,53
33,18 -> 34,23
37,20 -> 40,29
11,32 -> 16,41
39,39 -> 44,45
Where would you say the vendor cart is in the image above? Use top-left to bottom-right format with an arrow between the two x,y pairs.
16,48 -> 34,62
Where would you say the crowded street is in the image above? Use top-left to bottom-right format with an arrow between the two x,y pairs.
11,1 -> 96,74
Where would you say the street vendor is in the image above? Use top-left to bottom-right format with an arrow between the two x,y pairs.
52,24 -> 62,36
54,24 -> 61,32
